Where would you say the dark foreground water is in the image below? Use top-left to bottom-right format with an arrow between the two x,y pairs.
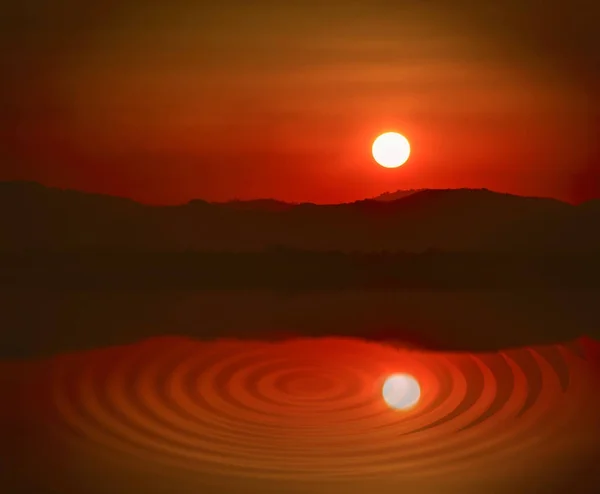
2,290 -> 600,357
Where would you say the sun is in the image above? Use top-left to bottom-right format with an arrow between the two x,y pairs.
372,132 -> 411,168
382,373 -> 421,410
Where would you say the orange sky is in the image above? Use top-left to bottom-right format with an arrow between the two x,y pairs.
1,1 -> 598,204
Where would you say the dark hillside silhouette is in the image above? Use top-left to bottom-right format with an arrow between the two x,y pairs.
2,250 -> 600,291
1,181 -> 599,252
371,189 -> 426,201
2,181 -> 599,359
217,198 -> 296,212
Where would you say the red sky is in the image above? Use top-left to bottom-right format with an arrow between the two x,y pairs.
1,0 -> 598,204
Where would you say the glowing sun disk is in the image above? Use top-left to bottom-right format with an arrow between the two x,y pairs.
372,132 -> 411,168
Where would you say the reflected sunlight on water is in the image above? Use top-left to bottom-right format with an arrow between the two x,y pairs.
3,336 -> 600,493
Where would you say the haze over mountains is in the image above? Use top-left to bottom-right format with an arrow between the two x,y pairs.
1,181 -> 599,252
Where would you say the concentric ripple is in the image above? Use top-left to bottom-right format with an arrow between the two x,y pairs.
40,337 -> 599,482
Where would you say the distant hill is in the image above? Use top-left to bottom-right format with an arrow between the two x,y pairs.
1,181 -> 599,252
371,189 -> 426,201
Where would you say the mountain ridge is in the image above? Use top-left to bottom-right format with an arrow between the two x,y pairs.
0,180 -> 589,208
0,181 -> 598,252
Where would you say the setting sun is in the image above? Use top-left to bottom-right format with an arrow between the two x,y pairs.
382,373 -> 421,410
372,132 -> 411,168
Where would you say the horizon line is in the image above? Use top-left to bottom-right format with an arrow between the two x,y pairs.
1,180 -> 592,208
